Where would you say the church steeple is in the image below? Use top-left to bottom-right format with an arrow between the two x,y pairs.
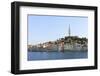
68,24 -> 71,37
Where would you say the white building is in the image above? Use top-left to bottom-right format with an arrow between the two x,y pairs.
64,43 -> 73,50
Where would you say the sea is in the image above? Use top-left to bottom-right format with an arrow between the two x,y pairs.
28,50 -> 88,61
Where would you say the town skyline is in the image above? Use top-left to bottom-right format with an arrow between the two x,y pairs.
28,35 -> 88,52
28,15 -> 88,45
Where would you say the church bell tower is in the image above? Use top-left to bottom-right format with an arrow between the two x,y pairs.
68,24 -> 71,37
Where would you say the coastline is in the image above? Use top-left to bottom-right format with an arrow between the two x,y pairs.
28,49 -> 88,52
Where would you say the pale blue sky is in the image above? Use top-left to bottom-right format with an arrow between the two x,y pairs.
28,15 -> 88,45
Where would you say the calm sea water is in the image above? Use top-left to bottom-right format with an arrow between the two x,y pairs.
28,50 -> 87,61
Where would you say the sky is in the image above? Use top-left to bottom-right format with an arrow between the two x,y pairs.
28,15 -> 88,45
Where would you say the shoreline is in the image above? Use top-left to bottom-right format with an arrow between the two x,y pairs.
28,49 -> 88,52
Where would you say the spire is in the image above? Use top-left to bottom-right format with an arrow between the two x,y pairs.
68,24 -> 71,37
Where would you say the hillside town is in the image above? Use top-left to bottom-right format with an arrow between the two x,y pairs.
28,25 -> 88,52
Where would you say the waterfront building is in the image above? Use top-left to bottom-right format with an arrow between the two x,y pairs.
64,43 -> 73,50
50,43 -> 58,51
58,41 -> 64,52
73,43 -> 82,50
